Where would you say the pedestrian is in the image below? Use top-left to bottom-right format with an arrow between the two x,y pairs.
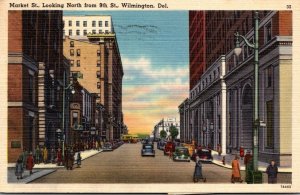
15,157 -> 24,180
26,152 -> 35,175
231,155 -> 243,183
193,156 -> 206,182
266,160 -> 278,184
244,150 -> 252,166
20,148 -> 28,168
95,141 -> 99,151
56,148 -> 62,166
50,147 -> 55,163
244,150 -> 253,183
76,152 -> 82,168
34,145 -> 40,164
43,146 -> 48,164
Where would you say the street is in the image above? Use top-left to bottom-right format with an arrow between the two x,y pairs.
32,143 -> 291,183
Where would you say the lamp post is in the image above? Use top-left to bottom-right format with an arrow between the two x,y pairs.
209,122 -> 214,149
62,73 -> 75,160
234,11 -> 262,183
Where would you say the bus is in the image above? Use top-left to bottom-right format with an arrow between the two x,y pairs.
121,134 -> 139,143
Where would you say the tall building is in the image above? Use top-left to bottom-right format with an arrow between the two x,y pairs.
63,15 -> 114,37
8,10 -> 65,162
189,11 -> 271,89
153,118 -> 180,140
189,11 -> 206,90
186,11 -> 292,166
63,15 -> 124,141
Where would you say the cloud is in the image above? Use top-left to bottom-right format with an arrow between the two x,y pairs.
122,57 -> 188,134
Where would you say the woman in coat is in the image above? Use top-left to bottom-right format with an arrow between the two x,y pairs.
43,146 -> 48,164
193,156 -> 206,182
15,158 -> 24,180
56,148 -> 62,166
266,160 -> 278,184
231,155 -> 243,183
26,152 -> 35,175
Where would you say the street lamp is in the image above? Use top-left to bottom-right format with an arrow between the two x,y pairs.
62,78 -> 75,160
234,11 -> 262,183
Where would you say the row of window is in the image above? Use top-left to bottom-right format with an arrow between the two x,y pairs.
65,29 -> 110,36
69,60 -> 101,67
66,20 -> 109,27
70,49 -> 81,56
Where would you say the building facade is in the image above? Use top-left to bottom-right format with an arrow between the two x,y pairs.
8,10 -> 65,162
153,118 -> 180,140
63,15 -> 114,37
63,15 -> 124,142
184,11 -> 292,166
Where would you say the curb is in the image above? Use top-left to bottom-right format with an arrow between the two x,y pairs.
211,159 -> 292,173
26,169 -> 57,184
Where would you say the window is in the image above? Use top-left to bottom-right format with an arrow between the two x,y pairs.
92,30 -> 96,34
97,60 -> 101,67
105,30 -> 109,33
96,71 -> 100,78
72,112 -> 78,126
76,30 -> 80,36
97,50 -> 101,56
70,49 -> 74,56
83,30 -> 87,35
105,21 -> 109,27
266,100 -> 274,148
92,21 -> 96,27
99,29 -> 102,34
97,82 -> 101,89
76,21 -> 80,27
70,41 -> 74,47
69,30 -> 72,36
83,21 -> 87,27
265,66 -> 273,88
68,20 -> 72,26
265,22 -> 272,43
29,74 -> 35,103
76,60 -> 80,67
77,49 -> 80,56
99,21 -> 102,27
70,60 -> 74,67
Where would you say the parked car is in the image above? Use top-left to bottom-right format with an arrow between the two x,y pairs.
173,147 -> 190,162
102,142 -> 113,151
141,144 -> 155,157
191,148 -> 213,162
182,143 -> 195,156
164,141 -> 175,155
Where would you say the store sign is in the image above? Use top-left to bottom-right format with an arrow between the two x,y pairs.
11,141 -> 21,148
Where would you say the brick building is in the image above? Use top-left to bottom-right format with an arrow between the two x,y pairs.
63,15 -> 124,142
8,11 -> 65,162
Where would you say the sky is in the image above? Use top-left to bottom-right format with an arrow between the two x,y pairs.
64,11 -> 189,135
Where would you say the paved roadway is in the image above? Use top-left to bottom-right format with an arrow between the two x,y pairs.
32,143 -> 291,183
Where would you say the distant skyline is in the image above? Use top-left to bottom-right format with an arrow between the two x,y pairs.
64,11 -> 189,134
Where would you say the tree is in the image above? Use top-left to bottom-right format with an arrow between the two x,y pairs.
169,125 -> 179,140
160,129 -> 167,139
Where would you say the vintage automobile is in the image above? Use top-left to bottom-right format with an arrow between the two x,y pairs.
141,144 -> 155,157
191,148 -> 213,162
164,141 -> 175,155
182,143 -> 195,156
173,147 -> 190,162
102,142 -> 113,151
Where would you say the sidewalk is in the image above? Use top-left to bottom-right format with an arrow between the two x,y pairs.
211,150 -> 292,173
7,149 -> 103,183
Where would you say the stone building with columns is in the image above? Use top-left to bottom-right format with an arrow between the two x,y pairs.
182,10 -> 292,166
